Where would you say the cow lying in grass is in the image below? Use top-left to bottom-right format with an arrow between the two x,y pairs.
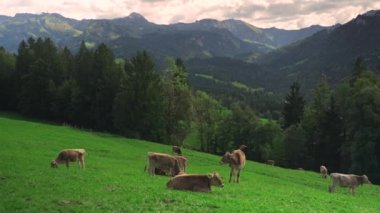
329,173 -> 371,194
146,152 -> 181,176
220,147 -> 246,183
167,172 -> 224,192
320,165 -> 328,178
51,149 -> 85,169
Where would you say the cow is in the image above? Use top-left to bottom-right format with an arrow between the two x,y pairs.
329,173 -> 371,194
146,152 -> 180,176
239,144 -> 247,151
320,165 -> 328,178
51,149 -> 85,169
265,160 -> 275,166
220,148 -> 246,183
167,172 -> 224,192
146,155 -> 187,176
172,146 -> 182,155
174,155 -> 188,172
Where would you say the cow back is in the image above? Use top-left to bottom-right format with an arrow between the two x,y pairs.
232,149 -> 246,168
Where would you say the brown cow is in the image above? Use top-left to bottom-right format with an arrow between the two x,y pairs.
172,146 -> 182,155
329,173 -> 371,194
239,144 -> 247,151
220,149 -> 246,183
148,155 -> 187,176
320,165 -> 328,178
167,172 -> 224,192
174,155 -> 188,172
51,149 -> 85,169
265,160 -> 275,166
146,152 -> 180,176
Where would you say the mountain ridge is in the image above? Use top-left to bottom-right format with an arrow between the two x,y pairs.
0,12 -> 325,59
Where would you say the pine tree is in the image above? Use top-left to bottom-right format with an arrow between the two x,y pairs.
162,57 -> 193,145
113,51 -> 165,141
282,81 -> 305,129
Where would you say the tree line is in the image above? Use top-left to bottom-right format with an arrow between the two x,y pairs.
0,38 -> 379,183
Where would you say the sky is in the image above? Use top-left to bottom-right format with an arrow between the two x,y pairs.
1,0 -> 379,29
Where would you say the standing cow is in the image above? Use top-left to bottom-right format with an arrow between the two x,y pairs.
220,148 -> 246,183
51,149 -> 86,169
172,146 -> 182,155
329,173 -> 371,194
146,152 -> 181,176
174,155 -> 188,172
265,160 -> 275,166
320,165 -> 328,178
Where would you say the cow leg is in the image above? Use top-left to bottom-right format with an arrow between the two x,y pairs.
237,169 -> 241,183
66,159 -> 69,168
229,169 -> 233,183
329,185 -> 336,193
351,187 -> 355,195
80,158 -> 85,169
149,166 -> 155,176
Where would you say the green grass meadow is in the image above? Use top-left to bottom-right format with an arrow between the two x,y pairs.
1,112 -> 379,212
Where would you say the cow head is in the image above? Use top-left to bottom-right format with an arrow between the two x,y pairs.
172,146 -> 182,155
239,145 -> 247,151
51,160 -> 58,168
208,172 -> 224,187
362,175 -> 371,184
220,152 -> 231,165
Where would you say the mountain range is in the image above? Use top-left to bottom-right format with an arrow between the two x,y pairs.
0,12 -> 323,59
0,11 -> 379,95
186,10 -> 380,94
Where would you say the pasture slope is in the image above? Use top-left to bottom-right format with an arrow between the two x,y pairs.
0,112 -> 379,212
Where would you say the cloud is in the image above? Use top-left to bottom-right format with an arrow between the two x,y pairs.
0,0 -> 378,29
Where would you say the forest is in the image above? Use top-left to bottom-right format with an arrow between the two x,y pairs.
0,37 -> 379,183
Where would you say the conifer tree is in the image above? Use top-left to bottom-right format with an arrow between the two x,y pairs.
282,81 -> 305,129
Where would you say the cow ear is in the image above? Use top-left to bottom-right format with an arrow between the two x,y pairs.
207,174 -> 213,179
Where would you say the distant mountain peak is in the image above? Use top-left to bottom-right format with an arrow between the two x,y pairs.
362,10 -> 380,17
126,12 -> 147,21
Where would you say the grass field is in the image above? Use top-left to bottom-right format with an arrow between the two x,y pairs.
1,112 -> 379,212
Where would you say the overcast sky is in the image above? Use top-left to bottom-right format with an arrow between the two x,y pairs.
1,0 -> 379,29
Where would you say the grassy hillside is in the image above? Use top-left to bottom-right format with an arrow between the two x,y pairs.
1,112 -> 379,212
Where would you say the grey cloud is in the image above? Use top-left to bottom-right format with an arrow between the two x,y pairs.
225,0 -> 375,20
224,4 -> 265,19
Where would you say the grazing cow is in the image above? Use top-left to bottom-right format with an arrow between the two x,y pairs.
265,160 -> 275,166
146,152 -> 180,176
329,173 -> 371,194
148,155 -> 188,176
220,148 -> 246,183
172,146 -> 182,155
174,155 -> 188,172
320,165 -> 328,178
167,172 -> 224,192
51,149 -> 85,169
239,144 -> 247,152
